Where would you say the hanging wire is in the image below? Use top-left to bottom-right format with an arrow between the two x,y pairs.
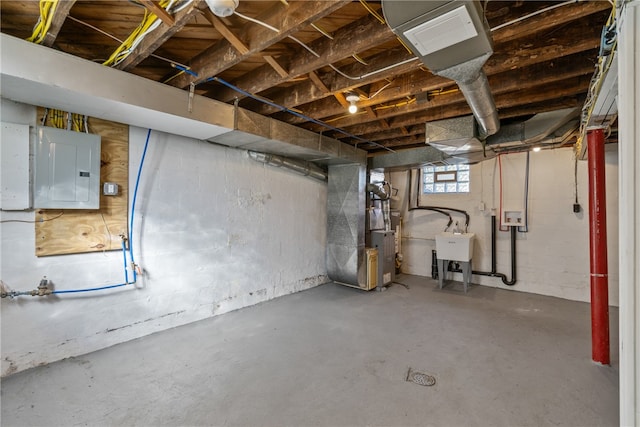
66,15 -> 192,70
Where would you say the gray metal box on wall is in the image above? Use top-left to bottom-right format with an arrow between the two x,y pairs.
34,126 -> 101,209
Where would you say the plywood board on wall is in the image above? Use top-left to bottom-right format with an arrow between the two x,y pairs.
35,111 -> 129,256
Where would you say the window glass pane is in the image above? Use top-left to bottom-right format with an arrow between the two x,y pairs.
423,164 -> 471,194
435,171 -> 456,182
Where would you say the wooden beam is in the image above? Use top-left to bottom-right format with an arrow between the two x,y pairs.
490,0 -> 611,43
323,78 -> 590,139
41,0 -> 76,47
206,11 -> 249,55
333,92 -> 349,109
138,0 -> 175,26
363,106 -> 377,120
250,47 -> 419,115
252,6 -> 607,117
308,71 -> 331,94
263,55 -> 288,78
116,0 -> 202,71
169,0 -> 351,88
283,22 -> 602,124
214,13 -> 395,102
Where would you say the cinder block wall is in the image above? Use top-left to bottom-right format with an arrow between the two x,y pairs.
1,100 -> 328,376
391,148 -> 619,305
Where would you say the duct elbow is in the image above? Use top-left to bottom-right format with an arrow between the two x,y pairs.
457,71 -> 500,138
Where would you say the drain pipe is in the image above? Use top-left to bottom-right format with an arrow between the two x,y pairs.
448,213 -> 516,286
248,150 -> 327,181
586,127 -> 610,365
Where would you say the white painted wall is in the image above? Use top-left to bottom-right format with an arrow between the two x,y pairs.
391,147 -> 619,305
1,99 -> 328,376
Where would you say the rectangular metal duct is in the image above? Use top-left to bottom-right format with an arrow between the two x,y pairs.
382,0 -> 499,138
326,163 -> 367,287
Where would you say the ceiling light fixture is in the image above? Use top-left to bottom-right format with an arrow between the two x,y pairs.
346,94 -> 359,114
205,0 -> 239,17
532,146 -> 541,152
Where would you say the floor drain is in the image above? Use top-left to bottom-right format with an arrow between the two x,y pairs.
406,368 -> 436,386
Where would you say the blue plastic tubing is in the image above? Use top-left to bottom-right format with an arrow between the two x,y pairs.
51,129 -> 152,295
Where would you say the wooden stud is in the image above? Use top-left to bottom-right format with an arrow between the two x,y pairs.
41,0 -> 77,47
206,11 -> 250,55
169,0 -> 351,88
116,0 -> 202,71
138,0 -> 175,26
263,55 -> 289,78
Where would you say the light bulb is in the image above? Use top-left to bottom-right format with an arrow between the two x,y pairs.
532,146 -> 541,152
346,94 -> 359,114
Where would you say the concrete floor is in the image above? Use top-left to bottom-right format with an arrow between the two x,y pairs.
1,275 -> 619,427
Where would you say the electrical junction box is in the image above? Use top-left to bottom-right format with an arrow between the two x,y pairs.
503,210 -> 524,226
34,126 -> 101,209
103,182 -> 119,196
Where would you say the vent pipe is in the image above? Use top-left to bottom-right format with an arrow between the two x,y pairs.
382,0 -> 499,138
248,151 -> 327,181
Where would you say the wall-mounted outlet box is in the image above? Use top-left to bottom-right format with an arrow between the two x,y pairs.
503,210 -> 524,226
103,182 -> 119,196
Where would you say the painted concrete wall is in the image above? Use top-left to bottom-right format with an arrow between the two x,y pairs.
391,147 -> 619,305
1,99 -> 328,376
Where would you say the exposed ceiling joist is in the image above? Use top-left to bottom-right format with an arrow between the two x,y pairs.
169,0 -> 351,88
41,0 -> 77,47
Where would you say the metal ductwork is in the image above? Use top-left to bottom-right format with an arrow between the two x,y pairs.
420,108 -> 580,164
248,150 -> 328,181
0,33 -> 366,168
326,164 -> 367,287
382,0 -> 499,138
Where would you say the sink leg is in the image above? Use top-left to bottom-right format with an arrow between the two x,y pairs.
437,259 -> 447,289
462,260 -> 472,293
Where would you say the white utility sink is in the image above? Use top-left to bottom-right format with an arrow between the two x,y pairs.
435,232 -> 475,262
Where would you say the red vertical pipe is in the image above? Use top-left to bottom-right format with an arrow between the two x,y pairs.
587,128 -> 610,365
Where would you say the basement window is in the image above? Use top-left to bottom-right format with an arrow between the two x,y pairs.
423,164 -> 470,194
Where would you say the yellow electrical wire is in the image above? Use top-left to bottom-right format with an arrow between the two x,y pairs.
103,0 -> 171,67
575,0 -> 617,154
26,0 -> 59,44
359,0 -> 385,24
374,97 -> 417,111
352,54 -> 368,66
311,23 -> 333,40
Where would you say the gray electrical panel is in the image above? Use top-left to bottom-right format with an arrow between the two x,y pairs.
371,230 -> 395,288
34,126 -> 101,209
